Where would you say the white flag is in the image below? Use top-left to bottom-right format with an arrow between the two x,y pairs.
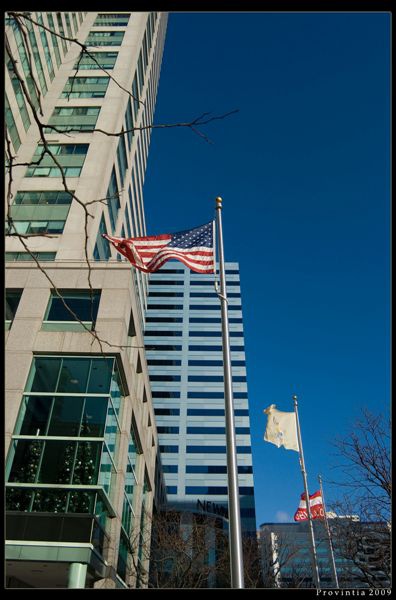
263,404 -> 299,452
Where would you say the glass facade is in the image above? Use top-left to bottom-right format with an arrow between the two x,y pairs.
5,355 -> 124,555
144,263 -> 256,535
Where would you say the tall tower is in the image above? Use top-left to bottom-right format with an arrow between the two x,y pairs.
5,12 -> 168,589
144,262 -> 257,536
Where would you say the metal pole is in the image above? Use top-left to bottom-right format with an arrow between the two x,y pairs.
319,474 -> 339,588
293,395 -> 321,589
215,196 -> 245,588
67,563 -> 87,588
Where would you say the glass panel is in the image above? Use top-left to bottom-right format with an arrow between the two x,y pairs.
6,487 -> 34,511
57,358 -> 91,393
82,396 -> 108,437
5,289 -> 23,320
17,395 -> 52,436
98,443 -> 113,494
105,405 -> 119,456
68,489 -> 96,513
47,396 -> 84,437
38,440 -> 76,483
46,290 -> 100,322
32,488 -> 68,512
8,440 -> 43,483
72,441 -> 102,485
28,357 -> 61,392
87,357 -> 114,393
110,364 -> 122,414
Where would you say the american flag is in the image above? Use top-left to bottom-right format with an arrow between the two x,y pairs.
102,221 -> 215,274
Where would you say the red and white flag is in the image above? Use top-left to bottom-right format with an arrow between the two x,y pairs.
102,221 -> 214,274
294,490 -> 324,521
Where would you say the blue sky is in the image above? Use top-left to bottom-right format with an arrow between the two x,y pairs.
142,12 -> 391,527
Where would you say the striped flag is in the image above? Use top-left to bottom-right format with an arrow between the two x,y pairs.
102,221 -> 214,274
294,490 -> 325,521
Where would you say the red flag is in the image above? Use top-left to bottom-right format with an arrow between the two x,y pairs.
294,490 -> 324,521
102,221 -> 214,274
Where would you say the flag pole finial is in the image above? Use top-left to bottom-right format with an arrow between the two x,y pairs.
216,196 -> 223,207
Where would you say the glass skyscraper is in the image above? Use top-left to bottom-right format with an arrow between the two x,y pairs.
144,262 -> 256,535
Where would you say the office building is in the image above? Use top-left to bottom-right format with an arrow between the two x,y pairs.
5,11 -> 168,588
144,262 -> 256,536
259,518 -> 390,588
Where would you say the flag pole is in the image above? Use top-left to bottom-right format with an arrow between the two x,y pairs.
293,395 -> 321,589
215,196 -> 245,589
318,474 -> 339,588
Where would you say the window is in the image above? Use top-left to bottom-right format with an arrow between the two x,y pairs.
186,446 -> 250,454
187,446 -> 226,454
146,317 -> 182,323
6,220 -> 65,236
151,391 -> 180,398
6,48 -> 31,131
145,331 -> 182,337
75,52 -> 118,70
6,289 -> 23,328
188,376 -> 223,382
188,345 -> 222,352
145,344 -> 181,351
5,252 -> 56,262
94,214 -> 111,261
43,290 -> 101,330
60,76 -> 110,99
154,408 -> 180,416
46,14 -> 61,67
5,94 -> 21,151
25,144 -> 89,178
6,355 -> 123,520
159,445 -> 178,453
189,318 -> 221,323
149,280 -> 183,286
186,486 -> 228,495
124,98 -> 134,149
13,191 -> 73,205
147,359 -> 181,366
189,304 -> 241,311
116,131 -> 128,185
25,20 -> 47,95
157,426 -> 179,434
162,465 -> 178,473
148,292 -> 183,298
45,106 -> 101,132
187,409 -> 224,416
131,73 -> 140,119
187,427 -> 225,434
188,392 -> 223,399
189,331 -> 222,337
86,31 -> 125,46
106,167 -> 120,233
93,13 -> 130,27
36,14 -> 54,81
186,465 -> 251,474
188,360 -> 245,367
147,304 -> 183,310
150,375 -> 181,382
